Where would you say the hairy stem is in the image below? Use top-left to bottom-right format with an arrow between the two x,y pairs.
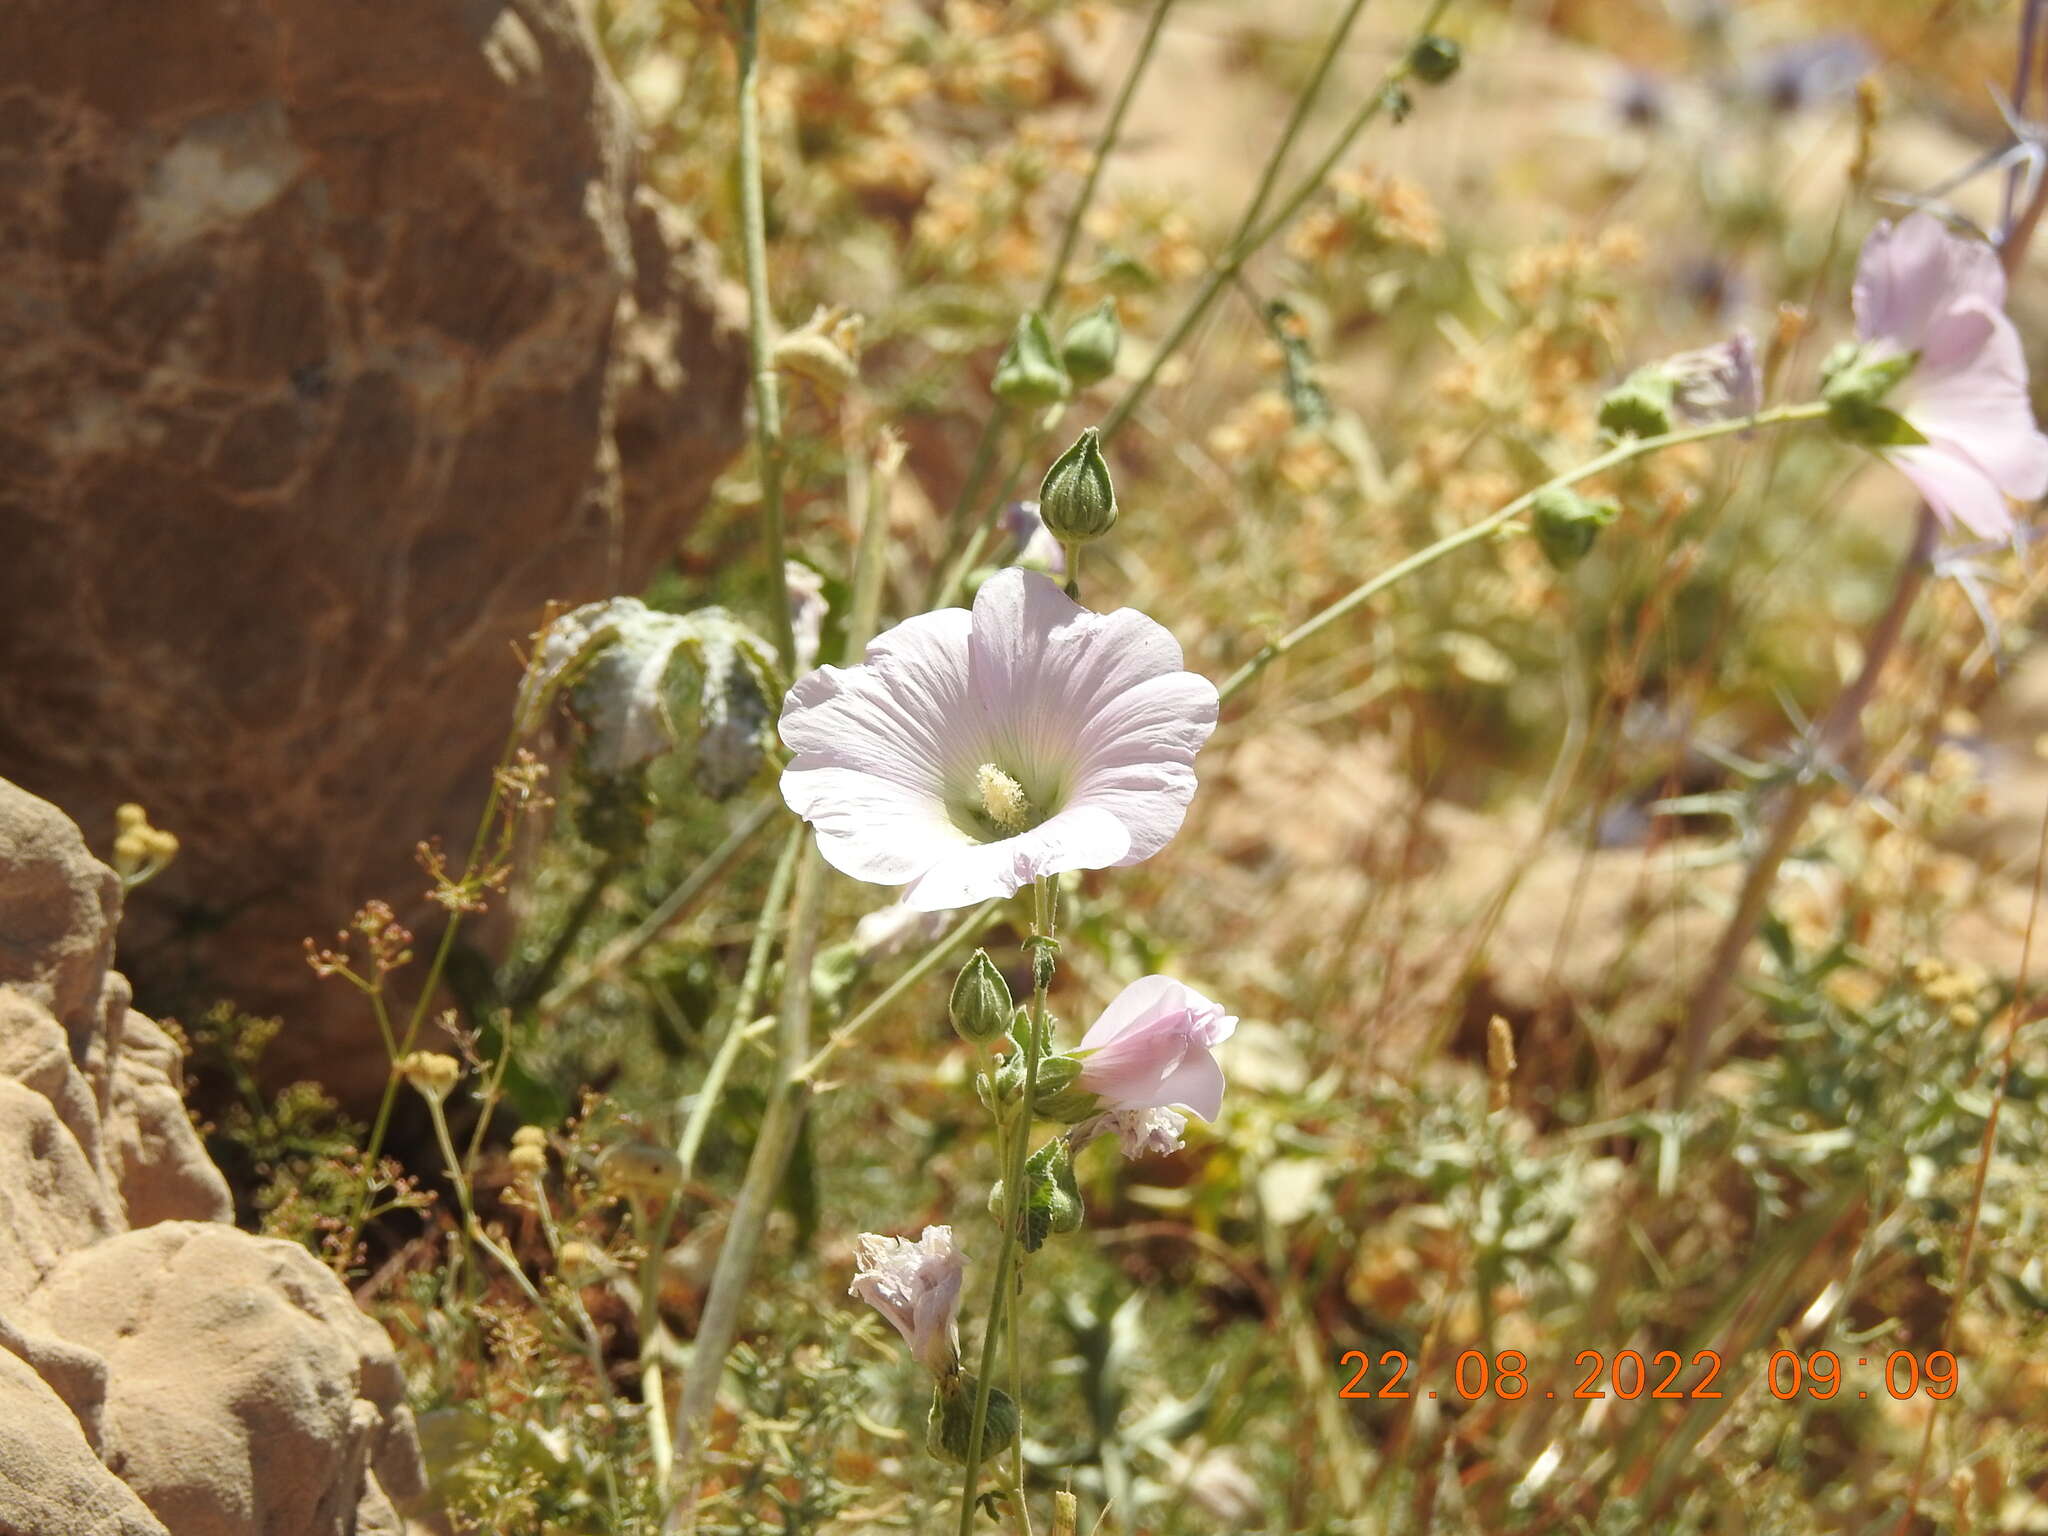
1101,0 -> 1452,443
1218,403 -> 1831,705
959,878 -> 1052,1535
664,843 -> 828,1534
736,0 -> 796,672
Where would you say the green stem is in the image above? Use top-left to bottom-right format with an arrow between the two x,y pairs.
958,878 -> 1052,1534
541,796 -> 779,1016
797,898 -> 1005,1085
1101,0 -> 1450,443
664,844 -> 829,1535
1038,0 -> 1178,310
736,0 -> 796,673
1216,403 -> 1831,704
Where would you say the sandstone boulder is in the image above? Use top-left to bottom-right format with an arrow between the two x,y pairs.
0,0 -> 747,1096
21,1222 -> 427,1536
0,779 -> 426,1532
0,1345 -> 169,1536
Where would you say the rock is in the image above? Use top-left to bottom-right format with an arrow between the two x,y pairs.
0,780 -> 424,1531
0,1076 -> 120,1312
103,1010 -> 233,1228
0,1345 -> 168,1536
20,1222 -> 424,1536
0,0 -> 747,1098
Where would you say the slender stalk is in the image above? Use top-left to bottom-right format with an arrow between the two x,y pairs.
1101,0 -> 1452,443
735,0 -> 796,672
1670,501 -> 1937,1105
638,819 -> 803,1502
1218,403 -> 1831,705
797,898 -> 1006,1086
932,0 -> 1175,595
541,796 -> 779,1015
677,825 -> 807,1180
1038,0 -> 1179,310
958,878 -> 1052,1535
665,844 -> 828,1534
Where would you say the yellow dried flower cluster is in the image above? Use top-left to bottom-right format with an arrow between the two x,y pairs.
1287,166 -> 1444,266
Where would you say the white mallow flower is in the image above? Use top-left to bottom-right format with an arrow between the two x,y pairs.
847,1225 -> 965,1376
778,568 -> 1218,911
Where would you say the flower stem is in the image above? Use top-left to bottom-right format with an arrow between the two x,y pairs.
1216,403 -> 1831,705
664,843 -> 828,1534
735,0 -> 796,674
959,877 -> 1052,1535
1038,0 -> 1177,311
1100,0 -> 1451,444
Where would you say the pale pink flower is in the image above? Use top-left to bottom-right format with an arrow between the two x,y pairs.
1072,1106 -> 1189,1159
1074,976 -> 1237,1122
779,568 -> 1218,911
1852,213 -> 2048,537
848,1225 -> 965,1375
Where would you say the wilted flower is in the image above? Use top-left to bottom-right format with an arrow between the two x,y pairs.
1849,213 -> 2048,537
1667,331 -> 1761,423
1071,1106 -> 1189,1158
780,568 -> 1219,910
849,1226 -> 966,1375
1073,976 -> 1237,1121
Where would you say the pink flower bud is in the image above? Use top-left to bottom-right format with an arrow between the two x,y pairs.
1073,976 -> 1237,1122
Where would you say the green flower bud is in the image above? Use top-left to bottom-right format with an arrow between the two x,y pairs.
1530,486 -> 1619,570
1059,300 -> 1122,386
1030,1054 -> 1096,1123
949,949 -> 1013,1046
1820,343 -> 1927,448
928,1372 -> 1020,1465
991,311 -> 1070,406
1597,369 -> 1676,439
988,1138 -> 1085,1251
1037,429 -> 1118,544
1409,35 -> 1462,84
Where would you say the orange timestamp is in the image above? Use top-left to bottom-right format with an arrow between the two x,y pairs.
1336,1348 -> 1960,1403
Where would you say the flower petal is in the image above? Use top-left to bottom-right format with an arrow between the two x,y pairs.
1886,443 -> 2018,539
780,763 -> 968,885
1077,975 -> 1193,1050
1153,1046 -> 1226,1121
1854,213 -> 2006,353
897,804 -> 1133,911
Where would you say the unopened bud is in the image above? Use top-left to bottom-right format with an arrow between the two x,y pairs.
508,1142 -> 548,1179
512,1124 -> 548,1149
115,802 -> 148,831
1597,368 -> 1676,439
1059,300 -> 1121,387
950,950 -> 1014,1046
1053,1491 -> 1079,1536
557,1240 -> 602,1286
1409,35 -> 1462,84
1037,429 -> 1118,544
1530,486 -> 1619,570
396,1051 -> 462,1104
928,1371 -> 1020,1464
992,311 -> 1070,406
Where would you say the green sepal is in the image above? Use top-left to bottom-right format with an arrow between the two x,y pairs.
992,311 -> 1070,406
